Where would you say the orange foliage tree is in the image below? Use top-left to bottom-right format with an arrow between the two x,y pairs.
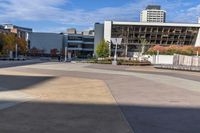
0,33 -> 27,56
147,45 -> 199,56
50,48 -> 58,57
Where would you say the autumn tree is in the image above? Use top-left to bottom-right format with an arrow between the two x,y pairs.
0,33 -> 27,56
15,37 -> 27,55
50,48 -> 58,57
0,34 -> 4,55
2,34 -> 16,55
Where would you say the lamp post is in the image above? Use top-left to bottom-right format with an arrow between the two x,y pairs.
65,46 -> 68,62
114,42 -> 118,62
111,38 -> 122,65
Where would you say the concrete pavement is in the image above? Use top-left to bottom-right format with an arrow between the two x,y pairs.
0,67 -> 133,133
0,62 -> 200,133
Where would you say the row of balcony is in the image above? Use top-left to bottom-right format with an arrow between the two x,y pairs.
66,40 -> 94,45
67,48 -> 94,51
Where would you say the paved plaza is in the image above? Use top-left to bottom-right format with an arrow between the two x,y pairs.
0,61 -> 200,133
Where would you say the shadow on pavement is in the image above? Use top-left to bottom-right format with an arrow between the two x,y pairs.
0,101 -> 200,133
120,105 -> 200,133
0,101 -> 133,133
0,75 -> 54,91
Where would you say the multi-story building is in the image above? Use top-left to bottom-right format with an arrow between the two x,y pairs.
0,25 -> 9,34
29,32 -> 64,55
29,29 -> 95,57
94,21 -> 200,56
140,5 -> 166,23
2,24 -> 32,41
64,28 -> 94,58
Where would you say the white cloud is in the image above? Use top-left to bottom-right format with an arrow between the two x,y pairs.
0,0 -> 68,21
168,4 -> 200,23
0,0 -> 199,31
0,0 -> 152,23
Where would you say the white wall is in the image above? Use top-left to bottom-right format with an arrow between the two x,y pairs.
104,21 -> 112,42
195,28 -> 200,47
148,55 -> 174,65
140,10 -> 148,22
94,23 -> 104,55
30,32 -> 63,54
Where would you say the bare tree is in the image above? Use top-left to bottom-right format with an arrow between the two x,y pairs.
140,38 -> 149,55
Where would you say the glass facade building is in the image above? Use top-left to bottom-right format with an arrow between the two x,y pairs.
64,29 -> 95,58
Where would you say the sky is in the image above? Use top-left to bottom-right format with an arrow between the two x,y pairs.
0,0 -> 200,33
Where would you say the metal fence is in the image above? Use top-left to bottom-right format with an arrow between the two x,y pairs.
173,54 -> 200,67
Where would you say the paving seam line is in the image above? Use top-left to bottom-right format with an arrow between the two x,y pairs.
104,81 -> 135,133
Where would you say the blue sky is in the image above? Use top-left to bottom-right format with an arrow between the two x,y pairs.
0,0 -> 199,32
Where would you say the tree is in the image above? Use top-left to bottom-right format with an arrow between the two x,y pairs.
140,38 -> 149,55
50,48 -> 58,57
0,33 -> 28,56
0,34 -> 4,56
146,45 -> 197,56
96,40 -> 109,58
2,34 -> 16,55
16,37 -> 27,55
29,47 -> 38,56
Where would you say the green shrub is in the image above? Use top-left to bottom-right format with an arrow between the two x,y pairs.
96,40 -> 109,58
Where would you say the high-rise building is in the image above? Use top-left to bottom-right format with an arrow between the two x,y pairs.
140,5 -> 166,23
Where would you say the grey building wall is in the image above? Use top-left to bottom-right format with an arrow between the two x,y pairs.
29,32 -> 63,54
94,23 -> 104,55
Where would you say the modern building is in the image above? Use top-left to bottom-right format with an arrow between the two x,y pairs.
0,25 -> 9,34
2,24 -> 32,41
63,28 -> 94,58
94,21 -> 200,56
140,5 -> 166,23
29,32 -> 64,55
29,29 -> 95,57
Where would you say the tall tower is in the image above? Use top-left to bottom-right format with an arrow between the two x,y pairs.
140,5 -> 166,23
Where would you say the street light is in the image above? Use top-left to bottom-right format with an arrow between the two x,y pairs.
65,46 -> 68,62
111,38 -> 122,65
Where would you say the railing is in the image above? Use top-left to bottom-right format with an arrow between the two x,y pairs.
173,54 -> 200,67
